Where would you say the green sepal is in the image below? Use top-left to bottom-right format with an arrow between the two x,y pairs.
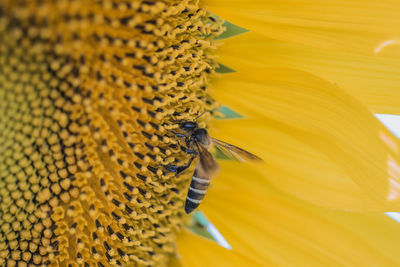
194,212 -> 210,227
184,212 -> 215,241
215,20 -> 249,40
215,63 -> 236,74
213,105 -> 244,120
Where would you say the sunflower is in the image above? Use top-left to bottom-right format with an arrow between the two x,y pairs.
2,0 -> 400,266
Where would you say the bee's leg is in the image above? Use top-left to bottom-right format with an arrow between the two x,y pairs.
168,130 -> 194,150
169,131 -> 186,138
164,156 -> 195,174
186,135 -> 197,148
179,144 -> 198,155
173,137 -> 197,155
177,156 -> 195,174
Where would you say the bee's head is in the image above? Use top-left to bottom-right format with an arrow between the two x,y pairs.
179,121 -> 198,133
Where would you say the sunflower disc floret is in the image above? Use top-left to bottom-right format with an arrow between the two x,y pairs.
0,0 -> 222,266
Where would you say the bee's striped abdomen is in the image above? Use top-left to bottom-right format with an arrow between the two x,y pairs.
185,170 -> 210,214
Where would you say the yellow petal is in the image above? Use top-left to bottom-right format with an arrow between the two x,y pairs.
211,120 -> 382,211
200,162 -> 400,265
210,68 -> 400,210
176,230 -> 261,267
205,0 -> 400,55
218,32 -> 400,114
168,256 -> 183,267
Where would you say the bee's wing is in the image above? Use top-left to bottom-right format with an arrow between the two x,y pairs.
211,138 -> 263,162
196,143 -> 219,177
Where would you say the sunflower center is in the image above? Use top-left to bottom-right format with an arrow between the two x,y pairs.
0,0 -> 222,266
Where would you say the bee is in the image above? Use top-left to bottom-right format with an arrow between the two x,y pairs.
169,120 -> 262,214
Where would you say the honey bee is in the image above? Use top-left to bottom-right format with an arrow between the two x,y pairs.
168,120 -> 262,214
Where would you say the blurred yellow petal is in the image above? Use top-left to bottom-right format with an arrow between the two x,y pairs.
206,0 -> 400,55
177,230 -> 261,267
210,68 -> 400,210
201,162 -> 400,266
218,32 -> 400,114
211,120 -> 382,211
169,256 -> 183,267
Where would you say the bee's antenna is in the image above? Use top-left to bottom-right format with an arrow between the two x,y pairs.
194,111 -> 209,121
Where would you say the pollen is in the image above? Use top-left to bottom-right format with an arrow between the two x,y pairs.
0,0 -> 222,266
